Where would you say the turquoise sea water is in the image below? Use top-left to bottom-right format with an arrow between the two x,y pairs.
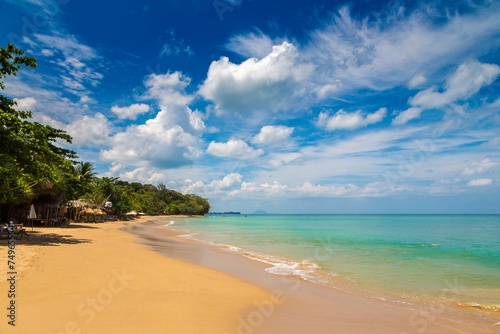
166,214 -> 500,308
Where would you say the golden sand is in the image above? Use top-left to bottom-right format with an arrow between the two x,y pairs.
0,219 -> 268,333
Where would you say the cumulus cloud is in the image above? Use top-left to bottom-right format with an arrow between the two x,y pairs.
392,107 -> 423,125
188,109 -> 207,132
118,167 -> 168,185
182,173 -> 243,195
13,97 -> 37,110
111,103 -> 150,120
209,173 -> 242,190
467,178 -> 492,186
207,139 -> 264,159
141,72 -> 193,108
317,108 -> 387,131
410,60 -> 500,109
100,110 -> 200,168
66,112 -> 111,145
199,42 -> 314,115
252,125 -> 294,146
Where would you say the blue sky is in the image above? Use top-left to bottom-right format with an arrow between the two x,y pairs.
1,0 -> 500,213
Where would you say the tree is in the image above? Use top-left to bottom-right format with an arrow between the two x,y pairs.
0,44 -> 76,221
76,162 -> 97,183
74,162 -> 97,197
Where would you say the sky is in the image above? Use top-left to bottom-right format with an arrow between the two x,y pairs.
1,0 -> 500,214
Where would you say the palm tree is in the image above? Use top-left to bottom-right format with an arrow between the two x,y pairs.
76,162 -> 97,183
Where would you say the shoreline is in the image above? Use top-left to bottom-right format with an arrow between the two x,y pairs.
163,215 -> 500,314
128,216 -> 500,333
0,217 -> 498,333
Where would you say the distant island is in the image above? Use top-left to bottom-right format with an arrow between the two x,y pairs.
252,210 -> 270,214
208,211 -> 241,215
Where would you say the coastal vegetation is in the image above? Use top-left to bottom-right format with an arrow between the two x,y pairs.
0,44 -> 209,222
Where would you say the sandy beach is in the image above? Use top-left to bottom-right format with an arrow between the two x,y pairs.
0,218 -> 268,334
1,217 -> 499,333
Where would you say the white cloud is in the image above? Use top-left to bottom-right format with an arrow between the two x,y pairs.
408,73 -> 427,89
317,108 -> 387,131
208,173 -> 242,191
410,60 -> 500,109
207,139 -> 264,159
118,167 -> 168,185
467,178 -> 492,186
229,181 -> 289,197
34,33 -> 98,61
227,180 -> 405,199
268,152 -> 302,168
306,4 -> 500,94
225,31 -> 274,58
41,49 -> 54,57
181,173 -> 243,195
100,110 -> 200,168
141,72 -> 193,108
108,162 -> 124,174
188,109 -> 206,132
79,95 -> 96,104
315,80 -> 343,99
199,42 -> 314,115
111,103 -> 150,120
462,158 -> 497,176
66,112 -> 111,145
296,182 -> 360,197
33,33 -> 103,90
392,107 -> 423,125
13,97 -> 37,111
252,125 -> 294,146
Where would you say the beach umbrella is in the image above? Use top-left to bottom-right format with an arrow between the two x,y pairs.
28,204 -> 36,231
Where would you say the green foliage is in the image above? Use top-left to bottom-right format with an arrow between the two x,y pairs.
0,44 -> 210,220
80,177 -> 210,216
0,44 -> 76,206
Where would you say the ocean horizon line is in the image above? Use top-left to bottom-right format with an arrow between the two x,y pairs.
228,212 -> 500,216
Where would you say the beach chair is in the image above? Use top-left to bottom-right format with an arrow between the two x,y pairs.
13,224 -> 29,239
0,224 -> 29,239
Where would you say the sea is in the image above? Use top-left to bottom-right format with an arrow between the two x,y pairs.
163,214 -> 500,312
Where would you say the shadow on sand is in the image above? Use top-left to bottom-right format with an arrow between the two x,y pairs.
0,228 -> 93,246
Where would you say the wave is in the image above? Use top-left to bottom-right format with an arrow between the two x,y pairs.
213,243 -> 346,288
159,220 -> 175,227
